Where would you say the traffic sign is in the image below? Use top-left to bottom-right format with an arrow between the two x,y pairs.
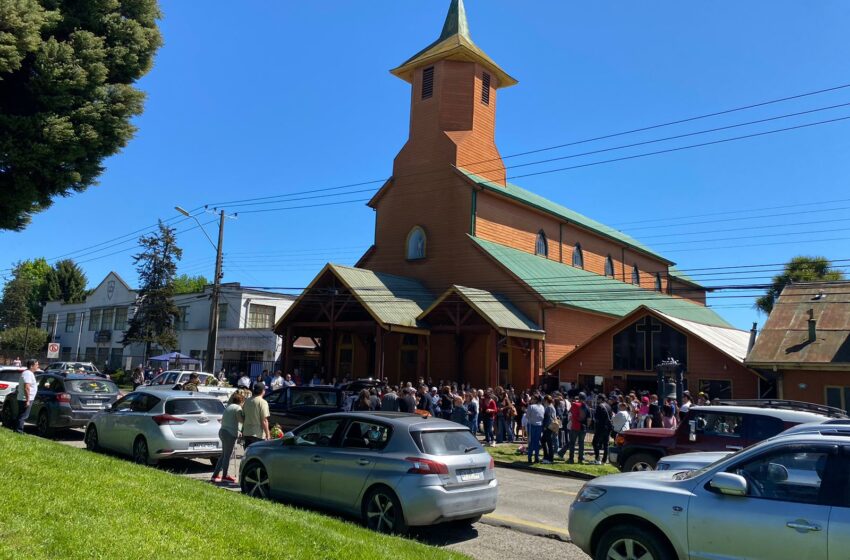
47,343 -> 60,359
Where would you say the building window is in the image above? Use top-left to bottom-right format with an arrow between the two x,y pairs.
604,255 -> 615,277
481,72 -> 491,105
406,226 -> 427,260
114,307 -> 128,331
88,309 -> 101,331
176,306 -> 190,330
65,312 -> 76,333
46,314 -> 57,338
535,230 -> 548,257
247,304 -> 275,329
422,66 -> 434,99
218,303 -> 228,329
613,316 -> 687,371
825,386 -> 850,413
655,273 -> 663,292
631,264 -> 641,286
101,307 -> 115,330
572,243 -> 584,269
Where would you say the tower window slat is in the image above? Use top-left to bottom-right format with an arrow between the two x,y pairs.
481,72 -> 491,105
422,67 -> 434,99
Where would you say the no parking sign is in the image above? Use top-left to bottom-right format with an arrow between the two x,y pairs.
47,343 -> 60,359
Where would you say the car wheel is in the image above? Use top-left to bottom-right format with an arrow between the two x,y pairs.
85,426 -> 100,452
363,486 -> 407,534
241,461 -> 270,499
133,437 -> 150,465
37,411 -> 53,438
623,452 -> 657,472
595,525 -> 673,560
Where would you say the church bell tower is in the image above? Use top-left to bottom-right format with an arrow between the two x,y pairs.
390,0 -> 517,186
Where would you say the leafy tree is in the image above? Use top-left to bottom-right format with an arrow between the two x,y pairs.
0,0 -> 163,230
122,221 -> 182,357
173,274 -> 209,295
44,259 -> 87,303
0,258 -> 51,328
756,256 -> 845,314
0,326 -> 49,356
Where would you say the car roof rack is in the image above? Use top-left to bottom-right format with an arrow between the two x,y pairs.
715,399 -> 849,419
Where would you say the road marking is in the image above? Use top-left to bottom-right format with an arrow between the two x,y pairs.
482,513 -> 570,541
548,489 -> 577,496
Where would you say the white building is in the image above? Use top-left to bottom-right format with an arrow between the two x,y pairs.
41,271 -> 295,373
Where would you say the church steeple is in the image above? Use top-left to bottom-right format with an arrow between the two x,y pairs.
390,0 -> 517,89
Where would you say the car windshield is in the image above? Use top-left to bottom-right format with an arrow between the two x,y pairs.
68,380 -> 118,393
165,398 -> 224,415
415,429 -> 483,456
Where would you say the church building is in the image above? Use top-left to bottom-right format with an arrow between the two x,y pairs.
274,0 -> 762,397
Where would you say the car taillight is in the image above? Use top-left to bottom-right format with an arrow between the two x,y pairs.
615,434 -> 625,446
405,457 -> 449,475
0,383 -> 8,390
488,456 -> 495,471
57,393 -> 71,403
152,414 -> 187,425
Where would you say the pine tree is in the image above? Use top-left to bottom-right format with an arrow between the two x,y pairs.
122,221 -> 182,357
0,258 -> 51,328
44,259 -> 88,304
756,256 -> 845,314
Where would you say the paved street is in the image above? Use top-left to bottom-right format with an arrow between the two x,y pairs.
55,428 -> 590,558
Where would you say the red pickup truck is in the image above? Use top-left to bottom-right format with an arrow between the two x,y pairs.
609,401 -> 846,471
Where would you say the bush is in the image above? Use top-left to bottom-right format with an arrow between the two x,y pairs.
0,326 -> 49,356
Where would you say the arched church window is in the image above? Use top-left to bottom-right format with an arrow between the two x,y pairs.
535,230 -> 548,258
655,273 -> 663,292
406,226 -> 427,260
572,243 -> 584,269
604,255 -> 615,277
632,264 -> 641,286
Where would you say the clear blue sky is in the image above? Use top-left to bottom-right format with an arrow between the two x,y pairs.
3,0 -> 850,330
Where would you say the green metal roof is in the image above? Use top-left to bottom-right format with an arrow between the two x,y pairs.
329,264 -> 433,329
420,285 -> 544,336
459,168 -> 671,264
668,266 -> 702,287
470,236 -> 734,328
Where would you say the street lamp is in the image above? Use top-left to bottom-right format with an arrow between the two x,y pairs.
175,206 -> 225,374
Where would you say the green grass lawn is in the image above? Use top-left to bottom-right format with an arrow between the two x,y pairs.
486,443 -> 619,477
0,429 -> 466,560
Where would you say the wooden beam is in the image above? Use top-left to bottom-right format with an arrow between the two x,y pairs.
290,321 -> 375,328
489,329 -> 499,388
431,325 -> 490,334
284,326 -> 294,374
375,325 -> 384,380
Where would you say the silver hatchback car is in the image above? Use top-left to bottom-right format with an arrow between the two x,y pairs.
85,388 -> 224,465
240,412 -> 498,533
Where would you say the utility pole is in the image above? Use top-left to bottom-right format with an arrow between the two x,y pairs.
206,210 -> 225,373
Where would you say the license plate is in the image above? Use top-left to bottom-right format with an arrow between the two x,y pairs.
85,400 -> 102,407
457,468 -> 484,482
191,442 -> 217,450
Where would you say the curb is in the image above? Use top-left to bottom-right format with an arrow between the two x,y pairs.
493,459 -> 595,480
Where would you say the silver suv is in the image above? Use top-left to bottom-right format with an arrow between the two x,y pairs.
569,424 -> 850,560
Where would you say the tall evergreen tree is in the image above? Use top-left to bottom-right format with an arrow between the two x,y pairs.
44,259 -> 88,303
756,256 -> 845,314
0,258 -> 51,328
122,221 -> 182,357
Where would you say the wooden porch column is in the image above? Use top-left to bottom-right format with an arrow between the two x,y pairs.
531,339 -> 540,388
283,326 -> 293,374
374,325 -> 384,380
417,335 -> 427,380
489,329 -> 499,388
325,329 -> 335,382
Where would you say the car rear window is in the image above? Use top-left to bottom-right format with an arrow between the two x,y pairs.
0,372 -> 21,382
414,429 -> 483,456
165,398 -> 225,415
68,380 -> 117,393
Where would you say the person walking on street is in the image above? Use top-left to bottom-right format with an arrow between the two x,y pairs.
242,383 -> 271,446
211,392 -> 245,484
525,396 -> 544,464
592,396 -> 613,464
15,359 -> 39,433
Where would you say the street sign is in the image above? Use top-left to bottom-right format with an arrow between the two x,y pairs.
47,343 -> 60,359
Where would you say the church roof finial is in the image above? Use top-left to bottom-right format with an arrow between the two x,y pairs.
390,0 -> 517,88
439,0 -> 470,43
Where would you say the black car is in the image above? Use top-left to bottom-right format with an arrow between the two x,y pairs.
1,374 -> 120,436
264,386 -> 346,431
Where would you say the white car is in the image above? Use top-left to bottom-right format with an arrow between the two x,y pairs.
146,370 -> 236,403
45,361 -> 101,375
84,388 -> 224,465
0,367 -> 24,404
569,424 -> 850,560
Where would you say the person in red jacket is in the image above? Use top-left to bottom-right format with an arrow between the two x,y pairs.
481,391 -> 498,446
558,392 -> 590,463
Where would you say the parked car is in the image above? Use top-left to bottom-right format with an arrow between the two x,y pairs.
240,412 -> 498,533
569,424 -> 850,560
146,370 -> 236,403
264,385 -> 346,431
610,400 -> 846,471
85,388 -> 224,465
0,367 -> 25,404
1,374 -> 119,436
44,361 -> 102,376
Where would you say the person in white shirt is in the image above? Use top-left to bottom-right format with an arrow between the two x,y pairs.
612,402 -> 631,434
283,373 -> 295,387
237,373 -> 251,389
15,358 -> 39,433
270,370 -> 284,391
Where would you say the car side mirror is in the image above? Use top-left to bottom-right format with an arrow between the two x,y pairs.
688,420 -> 697,442
281,432 -> 296,446
709,472 -> 748,496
